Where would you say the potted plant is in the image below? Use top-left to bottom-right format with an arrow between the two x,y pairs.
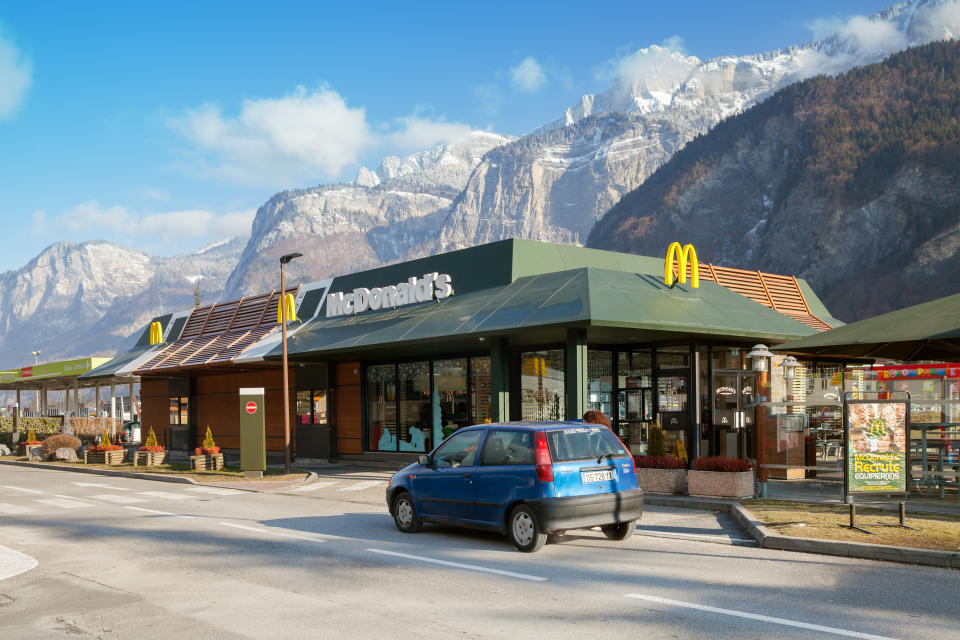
191,426 -> 224,471
134,428 -> 168,466
84,429 -> 126,465
19,428 -> 42,457
687,456 -> 754,499
633,425 -> 687,494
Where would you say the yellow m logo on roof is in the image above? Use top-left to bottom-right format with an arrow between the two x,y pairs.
277,293 -> 297,324
149,321 -> 163,345
664,242 -> 699,288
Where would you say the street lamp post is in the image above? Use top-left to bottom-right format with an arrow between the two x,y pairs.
279,252 -> 303,474
747,344 -> 774,497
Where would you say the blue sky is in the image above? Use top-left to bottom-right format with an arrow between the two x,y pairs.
0,0 -> 896,271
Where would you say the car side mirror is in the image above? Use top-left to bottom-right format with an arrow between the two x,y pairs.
418,455 -> 430,465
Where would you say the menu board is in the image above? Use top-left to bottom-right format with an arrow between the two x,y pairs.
845,400 -> 908,495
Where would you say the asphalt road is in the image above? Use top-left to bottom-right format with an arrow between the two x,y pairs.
1,465 -> 957,639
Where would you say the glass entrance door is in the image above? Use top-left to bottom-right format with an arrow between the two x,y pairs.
618,387 -> 653,454
712,372 -> 756,458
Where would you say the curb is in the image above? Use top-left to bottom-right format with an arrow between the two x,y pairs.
0,459 -> 197,484
731,503 -> 960,570
643,493 -> 737,513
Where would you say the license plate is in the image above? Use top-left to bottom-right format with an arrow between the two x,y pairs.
581,469 -> 614,483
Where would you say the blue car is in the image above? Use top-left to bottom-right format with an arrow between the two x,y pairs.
386,421 -> 643,552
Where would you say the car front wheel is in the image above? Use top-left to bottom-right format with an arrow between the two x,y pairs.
392,492 -> 421,533
508,504 -> 546,552
601,520 -> 636,541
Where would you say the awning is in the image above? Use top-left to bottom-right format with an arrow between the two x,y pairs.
773,291 -> 960,361
268,267 -> 817,360
78,345 -> 159,381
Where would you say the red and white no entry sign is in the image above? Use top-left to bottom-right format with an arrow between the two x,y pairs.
245,401 -> 258,414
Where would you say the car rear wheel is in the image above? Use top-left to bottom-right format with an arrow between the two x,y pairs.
392,492 -> 421,533
509,504 -> 546,552
601,520 -> 636,541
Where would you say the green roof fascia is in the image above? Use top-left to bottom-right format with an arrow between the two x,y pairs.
796,278 -> 845,328
509,239 -> 663,281
273,269 -> 591,359
78,345 -> 158,380
774,290 -> 960,351
582,269 -> 818,342
0,357 -> 112,383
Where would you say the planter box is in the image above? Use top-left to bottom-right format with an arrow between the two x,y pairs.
84,449 -> 126,465
190,453 -> 224,471
20,444 -> 42,457
687,469 -> 754,499
133,450 -> 169,466
637,468 -> 687,494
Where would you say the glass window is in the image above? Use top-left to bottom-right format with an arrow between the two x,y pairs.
296,390 -> 312,425
545,426 -> 625,462
431,429 -> 483,468
366,364 -> 397,451
619,350 -> 652,388
711,347 -> 744,371
520,349 -> 565,421
434,358 -> 469,440
658,376 -> 687,412
657,346 -> 690,370
587,350 -> 613,419
714,375 -> 739,412
399,361 -> 431,452
471,356 -> 492,425
179,397 -> 189,425
480,429 -> 534,465
168,397 -> 179,425
312,391 -> 327,424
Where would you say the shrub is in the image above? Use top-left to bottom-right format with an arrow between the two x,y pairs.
64,417 -> 123,445
647,425 -> 666,458
40,434 -> 82,459
634,455 -> 686,469
140,427 -> 165,452
691,456 -> 754,473
196,426 -> 219,455
89,444 -> 124,452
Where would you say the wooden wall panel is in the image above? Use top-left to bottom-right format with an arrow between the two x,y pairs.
335,362 -> 362,455
194,368 -> 294,452
140,378 -> 169,447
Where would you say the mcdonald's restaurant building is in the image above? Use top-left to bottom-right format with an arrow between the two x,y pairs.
104,238 -> 841,465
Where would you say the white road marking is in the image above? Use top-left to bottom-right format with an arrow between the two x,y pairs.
367,549 -> 548,582
72,482 -> 131,491
87,494 -> 146,504
0,503 -> 36,514
624,594 -> 898,640
125,506 -> 194,519
0,544 -> 38,581
338,480 -> 383,492
184,487 -> 243,496
2,485 -> 42,494
137,490 -> 192,500
36,498 -> 89,510
290,481 -> 337,492
218,522 -> 324,543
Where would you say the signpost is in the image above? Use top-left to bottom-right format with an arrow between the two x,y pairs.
842,392 -> 914,534
239,388 -> 266,479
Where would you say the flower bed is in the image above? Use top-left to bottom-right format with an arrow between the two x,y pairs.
84,448 -> 126,465
190,453 -> 224,471
687,457 -> 754,499
633,455 -> 687,494
134,450 -> 168,466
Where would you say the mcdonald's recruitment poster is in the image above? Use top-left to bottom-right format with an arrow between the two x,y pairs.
846,402 -> 908,494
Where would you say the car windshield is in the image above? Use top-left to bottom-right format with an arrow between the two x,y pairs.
544,427 -> 626,462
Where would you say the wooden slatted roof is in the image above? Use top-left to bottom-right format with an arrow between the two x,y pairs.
134,287 -> 298,374
699,264 -> 833,332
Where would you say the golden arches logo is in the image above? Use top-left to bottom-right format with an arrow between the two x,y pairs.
277,293 -> 297,324
149,321 -> 163,345
664,242 -> 699,288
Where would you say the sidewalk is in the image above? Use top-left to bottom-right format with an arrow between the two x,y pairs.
646,492 -> 960,570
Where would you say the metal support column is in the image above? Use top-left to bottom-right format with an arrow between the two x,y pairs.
489,338 -> 510,422
565,328 -> 587,421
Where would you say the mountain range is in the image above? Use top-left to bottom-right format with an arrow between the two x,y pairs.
1,0 -> 958,367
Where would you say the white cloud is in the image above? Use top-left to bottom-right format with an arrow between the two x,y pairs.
602,45 -> 699,91
170,86 -> 481,185
140,187 -> 171,202
659,35 -> 686,54
169,86 -> 374,185
32,200 -> 255,255
510,56 -> 547,92
0,29 -> 33,120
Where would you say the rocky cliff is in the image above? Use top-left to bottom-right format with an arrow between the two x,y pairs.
0,238 -> 244,364
587,41 -> 960,321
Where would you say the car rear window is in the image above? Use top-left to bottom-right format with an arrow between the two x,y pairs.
544,427 -> 626,462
